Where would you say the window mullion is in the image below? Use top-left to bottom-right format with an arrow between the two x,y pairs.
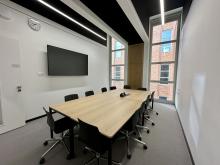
111,37 -> 125,88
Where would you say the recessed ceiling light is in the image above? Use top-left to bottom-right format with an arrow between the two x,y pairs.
160,0 -> 165,25
37,0 -> 106,40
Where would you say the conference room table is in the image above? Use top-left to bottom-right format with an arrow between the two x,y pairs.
49,89 -> 151,165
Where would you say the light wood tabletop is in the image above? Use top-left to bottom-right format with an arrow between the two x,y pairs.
49,89 -> 151,138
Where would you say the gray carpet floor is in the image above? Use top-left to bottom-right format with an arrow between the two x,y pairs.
0,103 -> 193,165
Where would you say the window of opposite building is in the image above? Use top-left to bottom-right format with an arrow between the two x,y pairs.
115,66 -> 121,79
159,96 -> 167,101
160,64 -> 169,84
161,29 -> 172,53
149,11 -> 181,104
111,37 -> 125,89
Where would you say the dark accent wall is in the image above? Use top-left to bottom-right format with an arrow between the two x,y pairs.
183,0 -> 193,23
11,0 -> 107,46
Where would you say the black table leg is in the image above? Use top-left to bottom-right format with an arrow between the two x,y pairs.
108,144 -> 112,165
66,127 -> 75,160
49,107 -> 54,138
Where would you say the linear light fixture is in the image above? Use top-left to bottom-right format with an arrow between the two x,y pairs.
160,0 -> 165,25
37,0 -> 106,40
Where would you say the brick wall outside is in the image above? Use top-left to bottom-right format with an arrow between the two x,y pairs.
150,21 -> 178,101
111,38 -> 125,89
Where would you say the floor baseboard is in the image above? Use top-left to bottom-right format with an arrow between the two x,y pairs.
25,112 -> 55,123
176,110 -> 195,165
25,114 -> 46,123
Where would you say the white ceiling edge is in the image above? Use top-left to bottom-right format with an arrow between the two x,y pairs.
150,7 -> 183,20
61,0 -> 128,46
116,0 -> 149,44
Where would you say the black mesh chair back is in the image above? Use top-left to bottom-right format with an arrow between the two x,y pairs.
139,101 -> 147,116
110,86 -> 116,90
43,107 -> 55,131
124,85 -> 131,89
145,95 -> 151,106
151,91 -> 155,100
78,119 -> 110,153
64,94 -> 79,102
85,90 -> 94,97
150,91 -> 155,108
137,88 -> 147,91
101,87 -> 107,93
123,110 -> 140,132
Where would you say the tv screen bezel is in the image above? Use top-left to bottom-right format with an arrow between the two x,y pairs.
47,45 -> 88,76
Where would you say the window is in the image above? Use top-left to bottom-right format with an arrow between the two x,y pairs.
115,51 -> 121,58
149,12 -> 181,104
160,64 -> 169,84
111,37 -> 125,89
162,29 -> 172,42
159,96 -> 167,101
161,29 -> 172,53
115,66 -> 121,79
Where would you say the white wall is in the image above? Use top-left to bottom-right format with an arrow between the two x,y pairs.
176,0 -> 220,164
0,2 -> 109,121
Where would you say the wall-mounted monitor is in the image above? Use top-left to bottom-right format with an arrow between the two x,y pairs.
47,45 -> 88,76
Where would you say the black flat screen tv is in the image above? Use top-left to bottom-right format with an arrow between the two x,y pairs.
47,45 -> 88,76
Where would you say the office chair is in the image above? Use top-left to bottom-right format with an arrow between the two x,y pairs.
64,94 -> 79,102
143,95 -> 156,126
148,91 -> 159,115
85,90 -> 94,97
40,107 -> 77,164
110,86 -> 116,90
119,107 -> 148,159
78,119 -> 121,165
124,85 -> 131,89
137,87 -> 147,91
135,102 -> 151,140
101,87 -> 107,93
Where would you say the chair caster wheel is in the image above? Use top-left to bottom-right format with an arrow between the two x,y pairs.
39,157 -> 45,164
156,112 -> 159,115
83,148 -> 88,154
147,116 -> 150,119
138,137 -> 142,141
127,154 -> 131,159
133,132 -> 136,135
152,123 -> 155,126
143,145 -> 148,150
66,153 -> 75,160
43,141 -> 48,146
147,130 -> 150,134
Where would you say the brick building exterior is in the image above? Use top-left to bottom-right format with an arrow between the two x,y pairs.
150,21 -> 178,101
111,38 -> 125,88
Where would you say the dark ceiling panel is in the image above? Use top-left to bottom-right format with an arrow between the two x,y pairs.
131,0 -> 191,35
183,0 -> 193,23
80,0 -> 143,45
10,0 -> 107,46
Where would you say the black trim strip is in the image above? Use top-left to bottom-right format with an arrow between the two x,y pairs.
176,110 -> 195,165
10,0 -> 107,46
25,111 -> 55,123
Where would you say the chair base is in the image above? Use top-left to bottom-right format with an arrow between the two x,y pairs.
83,147 -> 121,165
144,115 -> 156,126
39,133 -> 70,164
119,130 -> 148,159
136,125 -> 150,140
148,106 -> 159,116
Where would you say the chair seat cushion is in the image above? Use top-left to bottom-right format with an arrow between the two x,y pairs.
54,117 -> 77,134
